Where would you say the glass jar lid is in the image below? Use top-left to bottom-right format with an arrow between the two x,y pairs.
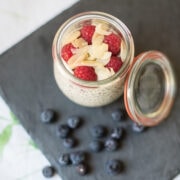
124,51 -> 176,126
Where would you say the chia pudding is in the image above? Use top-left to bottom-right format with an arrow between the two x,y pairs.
52,12 -> 134,107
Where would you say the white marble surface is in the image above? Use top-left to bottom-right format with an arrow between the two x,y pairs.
0,0 -> 79,55
0,0 -> 180,180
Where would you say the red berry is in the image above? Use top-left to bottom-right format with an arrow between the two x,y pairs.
61,43 -> 75,62
104,33 -> 121,55
74,66 -> 97,81
105,56 -> 123,73
80,25 -> 95,44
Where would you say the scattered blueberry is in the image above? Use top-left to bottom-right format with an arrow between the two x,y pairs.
89,140 -> 104,152
41,109 -> 55,123
58,153 -> 71,166
111,109 -> 124,122
63,137 -> 76,148
111,127 -> 123,140
105,159 -> 123,175
132,122 -> 145,133
105,138 -> 118,151
42,166 -> 55,178
90,125 -> 106,138
56,124 -> 70,138
67,116 -> 81,129
70,151 -> 86,165
76,163 -> 88,176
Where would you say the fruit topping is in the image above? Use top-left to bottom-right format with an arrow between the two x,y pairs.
103,33 -> 121,55
74,66 -> 97,81
105,56 -> 123,73
60,21 -> 124,81
61,43 -> 76,62
111,109 -> 125,122
80,25 -> 96,44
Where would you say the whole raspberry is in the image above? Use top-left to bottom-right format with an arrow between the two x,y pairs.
104,33 -> 121,55
74,66 -> 97,81
80,25 -> 95,44
61,43 -> 75,62
105,56 -> 123,73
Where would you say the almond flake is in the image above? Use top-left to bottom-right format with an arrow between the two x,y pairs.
62,30 -> 81,45
72,37 -> 88,48
88,43 -> 108,59
97,52 -> 112,65
92,33 -> 104,45
68,53 -> 88,68
95,23 -> 111,35
76,60 -> 104,67
95,66 -> 115,80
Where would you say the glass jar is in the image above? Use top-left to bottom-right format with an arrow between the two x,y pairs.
52,11 -> 134,107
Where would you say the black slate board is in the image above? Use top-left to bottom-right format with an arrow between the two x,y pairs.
0,0 -> 180,180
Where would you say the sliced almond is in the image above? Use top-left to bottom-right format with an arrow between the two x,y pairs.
97,52 -> 112,65
68,52 -> 88,67
72,37 -> 88,48
62,30 -> 81,45
95,66 -> 115,80
95,23 -> 111,35
88,43 -> 108,59
76,60 -> 104,67
92,33 -> 104,45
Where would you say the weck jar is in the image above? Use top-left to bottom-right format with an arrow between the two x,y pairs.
52,11 -> 134,107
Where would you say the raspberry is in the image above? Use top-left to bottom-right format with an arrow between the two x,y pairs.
74,66 -> 97,81
61,43 -> 75,62
80,25 -> 95,44
105,56 -> 123,73
104,33 -> 121,55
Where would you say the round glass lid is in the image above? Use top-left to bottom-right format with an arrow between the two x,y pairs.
124,51 -> 176,126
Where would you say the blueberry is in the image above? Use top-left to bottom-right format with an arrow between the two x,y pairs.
63,137 -> 76,148
111,127 -> 123,140
58,153 -> 70,166
42,166 -> 55,178
105,138 -> 118,151
89,140 -> 104,152
111,109 -> 124,122
90,125 -> 106,138
105,159 -> 123,175
41,109 -> 55,123
70,151 -> 86,165
56,124 -> 70,138
132,122 -> 145,133
67,116 -> 81,129
76,164 -> 88,176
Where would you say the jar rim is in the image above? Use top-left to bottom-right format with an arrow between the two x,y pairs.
52,11 -> 134,87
